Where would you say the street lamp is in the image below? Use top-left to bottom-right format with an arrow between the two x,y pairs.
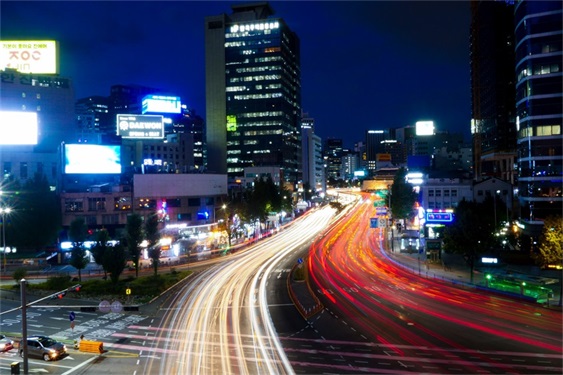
0,207 -> 12,271
493,190 -> 500,230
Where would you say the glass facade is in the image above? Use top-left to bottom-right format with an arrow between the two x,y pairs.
224,19 -> 301,181
514,0 -> 562,226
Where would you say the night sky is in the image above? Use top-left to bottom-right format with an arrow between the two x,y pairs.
1,1 -> 472,148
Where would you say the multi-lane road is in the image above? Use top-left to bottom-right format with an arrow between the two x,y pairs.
307,193 -> 562,374
1,192 -> 561,374
141,205 -> 337,374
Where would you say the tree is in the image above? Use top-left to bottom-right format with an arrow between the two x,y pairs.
7,173 -> 61,251
442,199 -> 496,283
217,205 -> 233,248
103,243 -> 128,284
68,218 -> 89,282
126,213 -> 144,278
12,267 -> 27,284
279,186 -> 294,213
90,229 -> 110,279
390,168 -> 418,221
145,213 -> 161,276
533,216 -> 563,268
247,177 -> 270,223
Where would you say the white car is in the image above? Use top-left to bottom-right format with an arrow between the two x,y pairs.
0,334 -> 14,352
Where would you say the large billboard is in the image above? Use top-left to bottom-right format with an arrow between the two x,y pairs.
415,121 -> 435,136
116,114 -> 164,139
142,95 -> 181,114
64,144 -> 122,174
0,40 -> 58,74
0,111 -> 38,145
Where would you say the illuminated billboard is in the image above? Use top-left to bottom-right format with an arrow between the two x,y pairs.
0,111 -> 38,145
64,144 -> 122,174
142,95 -> 182,114
0,40 -> 58,74
353,170 -> 366,177
425,209 -> 453,223
116,114 -> 164,139
227,115 -> 237,131
415,121 -> 434,136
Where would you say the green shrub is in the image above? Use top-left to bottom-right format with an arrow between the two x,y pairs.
12,268 -> 28,284
20,270 -> 192,302
43,275 -> 71,290
293,265 -> 305,281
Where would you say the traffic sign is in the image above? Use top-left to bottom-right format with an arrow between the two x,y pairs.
99,300 -> 111,313
69,311 -> 75,322
370,218 -> 378,228
297,258 -> 303,264
376,207 -> 388,215
111,301 -> 123,313
378,218 -> 387,228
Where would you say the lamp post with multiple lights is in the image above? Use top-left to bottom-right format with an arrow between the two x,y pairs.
0,206 -> 12,271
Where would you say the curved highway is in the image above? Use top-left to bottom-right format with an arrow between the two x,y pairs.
307,193 -> 562,374
142,206 -> 336,375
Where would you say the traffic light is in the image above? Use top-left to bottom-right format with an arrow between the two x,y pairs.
69,284 -> 82,293
50,285 -> 81,299
52,291 -> 66,299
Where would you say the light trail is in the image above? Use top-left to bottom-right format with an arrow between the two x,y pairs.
143,206 -> 336,375
308,192 -> 562,374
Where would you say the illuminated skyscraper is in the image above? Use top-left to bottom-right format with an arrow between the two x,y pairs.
365,130 -> 389,174
301,114 -> 324,193
205,3 -> 301,182
514,0 -> 562,243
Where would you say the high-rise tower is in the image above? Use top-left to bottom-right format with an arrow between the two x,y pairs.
470,0 -> 517,184
205,3 -> 301,182
514,0 -> 563,242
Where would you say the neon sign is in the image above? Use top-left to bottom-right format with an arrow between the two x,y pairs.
426,209 -> 453,223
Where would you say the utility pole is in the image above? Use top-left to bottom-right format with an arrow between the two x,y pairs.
14,282 -> 81,374
21,279 -> 28,374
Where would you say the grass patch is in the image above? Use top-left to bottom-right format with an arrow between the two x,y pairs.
293,264 -> 306,281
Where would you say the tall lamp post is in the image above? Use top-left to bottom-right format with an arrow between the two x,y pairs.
0,207 -> 12,271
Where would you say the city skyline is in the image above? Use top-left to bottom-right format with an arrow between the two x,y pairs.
1,1 -> 472,147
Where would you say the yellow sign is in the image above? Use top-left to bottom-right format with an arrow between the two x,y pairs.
126,288 -> 131,295
0,40 -> 58,74
226,115 -> 237,132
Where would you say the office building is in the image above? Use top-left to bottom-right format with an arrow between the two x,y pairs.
514,0 -> 562,244
324,138 -> 344,181
341,152 -> 360,182
0,67 -> 75,187
470,0 -> 517,184
75,95 -> 111,141
205,3 -> 302,182
0,67 -> 75,152
301,114 -> 324,193
366,130 -> 389,175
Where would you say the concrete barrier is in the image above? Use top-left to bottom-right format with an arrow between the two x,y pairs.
79,340 -> 103,354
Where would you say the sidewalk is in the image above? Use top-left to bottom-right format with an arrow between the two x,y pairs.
382,235 -> 561,309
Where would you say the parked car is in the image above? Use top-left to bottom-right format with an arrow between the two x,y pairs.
19,336 -> 67,361
0,334 -> 14,352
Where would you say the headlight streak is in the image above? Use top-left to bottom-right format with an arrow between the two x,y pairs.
249,207 -> 336,374
145,206 -> 336,375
